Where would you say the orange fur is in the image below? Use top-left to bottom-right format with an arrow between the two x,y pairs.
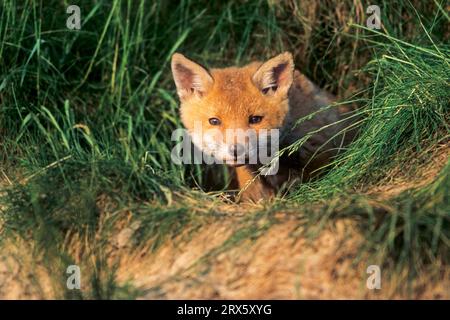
171,52 -> 355,202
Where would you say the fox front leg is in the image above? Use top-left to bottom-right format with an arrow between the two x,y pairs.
235,166 -> 275,202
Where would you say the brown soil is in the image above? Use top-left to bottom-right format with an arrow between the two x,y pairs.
115,218 -> 448,299
0,146 -> 448,299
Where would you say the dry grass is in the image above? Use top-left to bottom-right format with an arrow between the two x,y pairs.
1,153 -> 448,299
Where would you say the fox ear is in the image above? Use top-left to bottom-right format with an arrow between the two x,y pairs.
171,53 -> 213,100
252,52 -> 294,97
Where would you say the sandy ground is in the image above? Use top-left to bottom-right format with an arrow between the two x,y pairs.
122,223 -> 448,299
0,146 -> 448,299
2,215 -> 447,299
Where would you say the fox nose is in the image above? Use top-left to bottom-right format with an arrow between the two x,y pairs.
229,144 -> 245,159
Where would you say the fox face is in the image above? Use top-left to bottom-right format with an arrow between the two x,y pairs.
171,52 -> 346,201
171,52 -> 294,166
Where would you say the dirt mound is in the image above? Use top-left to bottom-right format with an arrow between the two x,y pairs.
0,146 -> 448,299
114,217 -> 447,299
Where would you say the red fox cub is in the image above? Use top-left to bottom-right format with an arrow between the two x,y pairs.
171,52 -> 353,202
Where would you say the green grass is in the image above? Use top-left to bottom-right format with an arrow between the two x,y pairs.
0,0 -> 449,298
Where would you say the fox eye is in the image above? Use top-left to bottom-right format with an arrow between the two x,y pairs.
249,115 -> 263,124
209,117 -> 221,126
261,85 -> 278,95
